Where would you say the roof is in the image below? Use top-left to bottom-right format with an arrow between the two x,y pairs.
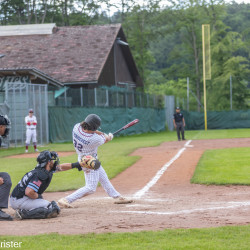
0,23 -> 56,36
0,67 -> 63,87
0,24 -> 122,84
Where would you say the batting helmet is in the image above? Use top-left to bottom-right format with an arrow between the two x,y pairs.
84,114 -> 101,131
37,150 -> 59,168
0,115 -> 11,138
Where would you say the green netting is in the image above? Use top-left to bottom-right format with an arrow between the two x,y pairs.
183,110 -> 250,130
49,107 -> 166,142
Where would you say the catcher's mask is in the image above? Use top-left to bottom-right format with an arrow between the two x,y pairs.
0,115 -> 11,138
36,150 -> 59,169
84,114 -> 101,131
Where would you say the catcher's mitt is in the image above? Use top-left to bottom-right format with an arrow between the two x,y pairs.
79,155 -> 101,170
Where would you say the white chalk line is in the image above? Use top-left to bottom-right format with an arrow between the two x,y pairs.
112,201 -> 250,216
133,140 -> 192,199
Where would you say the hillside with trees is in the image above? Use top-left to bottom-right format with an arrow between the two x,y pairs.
1,0 -> 249,111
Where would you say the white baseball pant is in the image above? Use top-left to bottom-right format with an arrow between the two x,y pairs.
66,166 -> 121,203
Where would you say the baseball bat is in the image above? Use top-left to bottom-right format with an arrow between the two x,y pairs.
113,119 -> 139,135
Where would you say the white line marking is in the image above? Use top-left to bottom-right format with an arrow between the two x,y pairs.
133,140 -> 192,199
184,140 -> 192,147
111,201 -> 250,216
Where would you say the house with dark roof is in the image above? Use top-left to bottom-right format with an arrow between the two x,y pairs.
0,23 -> 143,90
0,23 -> 143,146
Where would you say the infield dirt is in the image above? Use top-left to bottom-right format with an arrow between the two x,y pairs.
1,138 -> 250,235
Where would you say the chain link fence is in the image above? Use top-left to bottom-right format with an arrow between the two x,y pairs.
53,87 -> 164,108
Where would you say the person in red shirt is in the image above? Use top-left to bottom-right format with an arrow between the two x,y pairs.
25,109 -> 38,153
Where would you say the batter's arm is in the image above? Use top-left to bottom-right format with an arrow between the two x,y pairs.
94,130 -> 104,135
103,133 -> 113,143
93,130 -> 112,143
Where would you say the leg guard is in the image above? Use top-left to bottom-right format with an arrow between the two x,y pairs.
18,201 -> 60,219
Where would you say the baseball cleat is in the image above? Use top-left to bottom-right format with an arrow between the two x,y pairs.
114,197 -> 133,204
14,210 -> 23,220
0,210 -> 13,221
58,198 -> 73,208
25,150 -> 28,153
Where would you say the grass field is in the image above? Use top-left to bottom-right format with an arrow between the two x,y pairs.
191,147 -> 250,185
0,225 -> 249,249
1,128 -> 250,249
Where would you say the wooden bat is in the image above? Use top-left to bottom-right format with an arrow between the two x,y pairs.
113,119 -> 139,135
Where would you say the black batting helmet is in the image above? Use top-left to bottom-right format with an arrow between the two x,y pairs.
0,115 -> 11,138
84,114 -> 101,131
37,150 -> 59,168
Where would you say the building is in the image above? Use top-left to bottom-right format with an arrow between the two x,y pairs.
0,23 -> 143,145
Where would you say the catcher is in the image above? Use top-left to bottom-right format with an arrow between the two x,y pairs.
9,150 -> 82,219
58,114 -> 133,208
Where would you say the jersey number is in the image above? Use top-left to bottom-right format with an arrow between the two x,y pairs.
73,139 -> 83,152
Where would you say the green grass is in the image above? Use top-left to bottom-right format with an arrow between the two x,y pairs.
1,129 -> 250,191
0,225 -> 249,250
1,129 -> 250,245
191,147 -> 250,185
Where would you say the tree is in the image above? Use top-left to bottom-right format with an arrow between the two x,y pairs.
122,1 -> 162,85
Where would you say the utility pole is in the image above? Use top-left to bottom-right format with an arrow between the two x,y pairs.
187,77 -> 189,111
230,75 -> 232,110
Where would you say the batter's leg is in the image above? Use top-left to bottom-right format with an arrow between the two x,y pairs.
65,169 -> 99,203
99,166 -> 121,198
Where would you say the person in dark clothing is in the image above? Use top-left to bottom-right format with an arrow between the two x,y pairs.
10,150 -> 82,219
173,107 -> 186,141
0,114 -> 13,221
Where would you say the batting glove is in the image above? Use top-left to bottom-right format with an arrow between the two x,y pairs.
108,133 -> 114,140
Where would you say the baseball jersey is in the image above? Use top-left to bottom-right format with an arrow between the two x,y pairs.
11,168 -> 53,199
72,123 -> 106,158
25,115 -> 37,129
173,113 -> 184,123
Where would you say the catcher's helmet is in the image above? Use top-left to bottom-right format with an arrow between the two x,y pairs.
0,115 -> 11,138
37,150 -> 59,168
84,114 -> 101,131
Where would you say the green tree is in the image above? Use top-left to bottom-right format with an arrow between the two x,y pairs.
122,1 -> 162,85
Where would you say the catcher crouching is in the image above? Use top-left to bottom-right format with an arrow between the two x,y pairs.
9,150 -> 82,220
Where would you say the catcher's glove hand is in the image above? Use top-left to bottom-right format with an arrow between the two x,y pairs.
79,155 -> 101,170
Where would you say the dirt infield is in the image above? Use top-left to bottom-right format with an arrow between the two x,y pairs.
1,138 -> 250,235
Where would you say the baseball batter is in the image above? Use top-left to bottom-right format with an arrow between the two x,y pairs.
9,150 -> 83,219
25,109 -> 38,153
58,114 -> 133,208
